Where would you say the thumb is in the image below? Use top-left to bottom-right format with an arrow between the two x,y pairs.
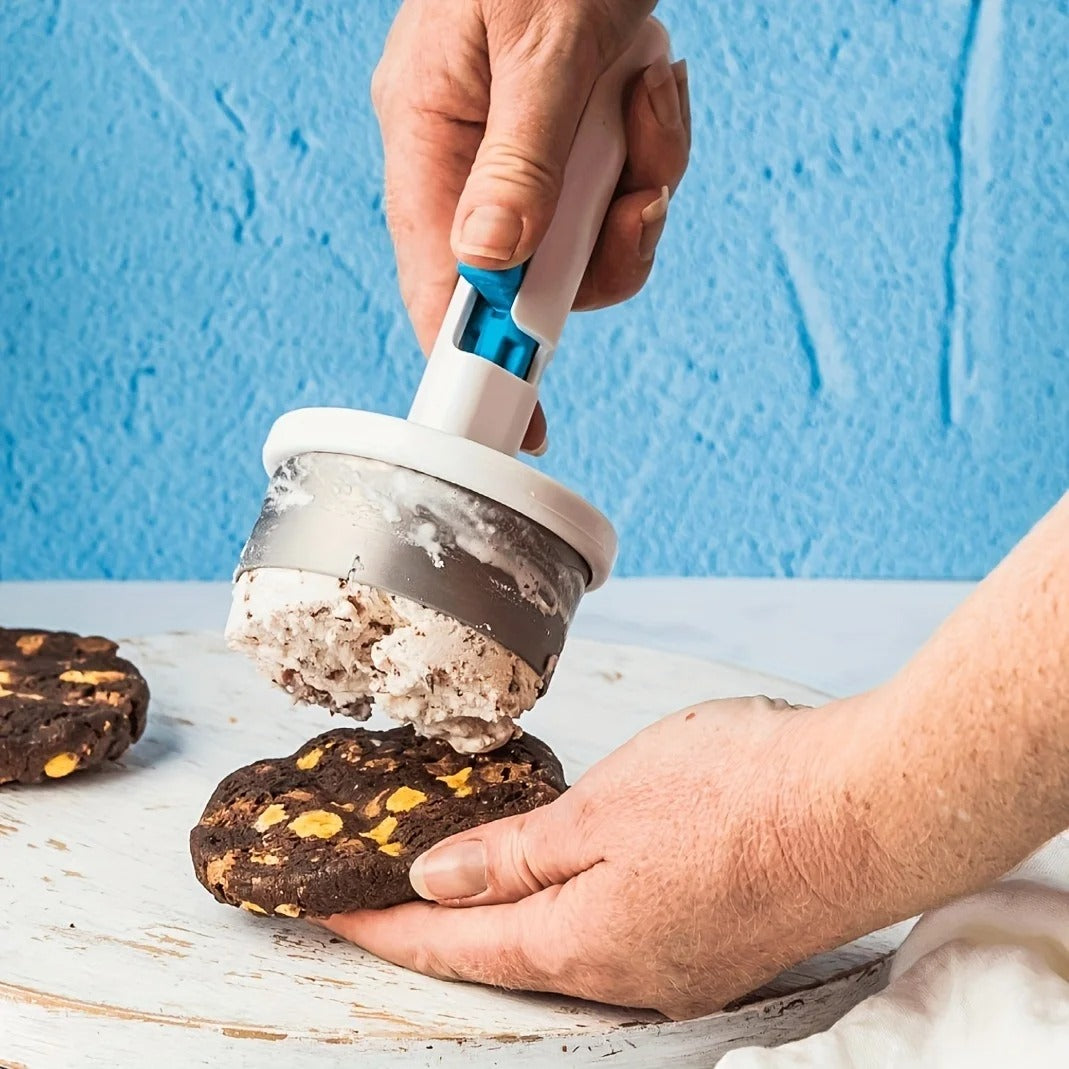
451,31 -> 604,267
409,790 -> 593,906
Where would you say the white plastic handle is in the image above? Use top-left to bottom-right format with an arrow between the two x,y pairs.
408,19 -> 671,455
514,19 -> 670,380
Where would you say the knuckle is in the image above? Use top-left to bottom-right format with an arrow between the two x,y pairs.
486,2 -> 560,54
490,832 -> 549,897
369,63 -> 391,116
486,2 -> 606,79
471,142 -> 563,203
755,694 -> 791,713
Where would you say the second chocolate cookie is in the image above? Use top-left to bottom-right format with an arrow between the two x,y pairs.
0,628 -> 149,786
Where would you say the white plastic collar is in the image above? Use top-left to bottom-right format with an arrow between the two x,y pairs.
262,408 -> 618,590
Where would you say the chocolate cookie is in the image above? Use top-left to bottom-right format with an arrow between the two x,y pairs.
190,726 -> 566,917
0,628 -> 150,785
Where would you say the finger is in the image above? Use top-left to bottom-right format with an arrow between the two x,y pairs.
451,22 -> 602,268
521,403 -> 547,455
674,59 -> 692,150
407,790 -> 597,906
318,886 -> 566,991
378,111 -> 481,353
320,869 -> 645,1009
573,186 -> 667,311
621,57 -> 690,196
574,57 -> 689,309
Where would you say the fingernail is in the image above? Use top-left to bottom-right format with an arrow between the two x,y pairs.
525,436 -> 548,457
672,58 -> 691,133
644,56 -> 682,129
457,206 -> 523,261
639,186 -> 670,261
410,841 -> 487,901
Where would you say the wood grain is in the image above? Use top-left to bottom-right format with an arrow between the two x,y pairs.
0,632 -> 905,1066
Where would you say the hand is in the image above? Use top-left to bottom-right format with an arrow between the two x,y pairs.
318,695 -> 888,1019
321,496 -> 1069,1018
372,0 -> 691,452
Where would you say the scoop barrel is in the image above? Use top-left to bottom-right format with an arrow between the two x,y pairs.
237,452 -> 589,688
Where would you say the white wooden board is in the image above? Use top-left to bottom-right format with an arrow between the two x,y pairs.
0,632 -> 907,1067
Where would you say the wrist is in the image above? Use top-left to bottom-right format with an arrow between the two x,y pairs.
733,695 -> 907,959
751,689 -> 983,952
818,674 -> 1064,933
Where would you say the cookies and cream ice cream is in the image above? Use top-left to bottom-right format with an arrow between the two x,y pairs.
225,568 -> 540,754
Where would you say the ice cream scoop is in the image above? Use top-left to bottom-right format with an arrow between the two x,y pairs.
228,20 -> 671,751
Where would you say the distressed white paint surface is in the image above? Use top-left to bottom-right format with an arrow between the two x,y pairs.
0,633 -> 906,1066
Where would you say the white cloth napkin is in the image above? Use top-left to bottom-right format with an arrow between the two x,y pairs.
719,836 -> 1069,1068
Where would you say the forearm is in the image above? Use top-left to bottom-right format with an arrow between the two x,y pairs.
846,492 -> 1069,922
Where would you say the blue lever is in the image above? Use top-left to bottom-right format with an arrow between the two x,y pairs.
457,263 -> 539,380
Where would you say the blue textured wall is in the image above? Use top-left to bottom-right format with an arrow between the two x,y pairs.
1,0 -> 1066,580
